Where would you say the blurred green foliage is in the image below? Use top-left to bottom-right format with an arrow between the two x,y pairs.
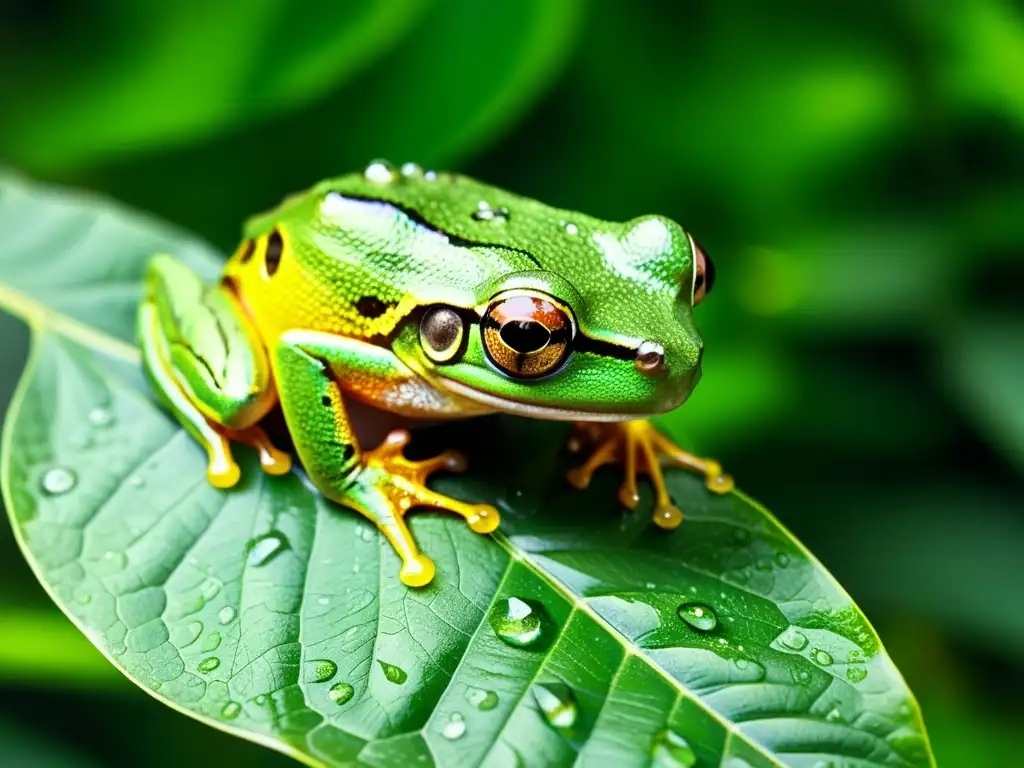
0,0 -> 1021,765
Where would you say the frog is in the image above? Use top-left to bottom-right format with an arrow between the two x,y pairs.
137,160 -> 732,588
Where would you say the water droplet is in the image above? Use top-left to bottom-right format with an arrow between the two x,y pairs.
221,701 -> 241,720
329,682 -> 354,705
97,551 -> 127,572
200,577 -> 222,601
717,637 -> 729,645
400,162 -> 423,177
774,552 -> 790,568
88,408 -> 114,427
246,532 -> 288,567
652,729 -> 696,767
846,666 -> 868,683
533,682 -> 577,731
677,602 -> 717,632
779,627 -> 809,651
825,707 -> 844,723
812,649 -> 834,666
489,597 -> 550,649
364,160 -> 396,184
129,475 -> 145,488
424,170 -> 438,182
304,658 -> 338,684
378,660 -> 407,685
442,712 -> 466,740
42,467 -> 76,495
317,596 -> 330,606
564,223 -> 579,236
176,621 -> 203,648
358,526 -> 374,543
645,582 -> 656,589
198,656 -> 220,673
472,201 -> 509,223
218,606 -> 236,624
201,632 -> 221,652
75,593 -> 92,605
734,658 -> 749,670
465,687 -> 499,711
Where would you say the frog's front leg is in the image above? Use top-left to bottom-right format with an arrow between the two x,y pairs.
273,330 -> 500,587
138,255 -> 291,487
566,421 -> 734,528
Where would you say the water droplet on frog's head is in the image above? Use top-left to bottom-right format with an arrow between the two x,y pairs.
245,532 -> 288,567
87,407 -> 114,427
677,602 -> 717,632
465,687 -> 499,711
329,682 -> 354,705
652,729 -> 697,767
364,159 -> 397,184
472,201 -> 509,223
779,627 -> 809,651
846,666 -> 868,683
400,162 -> 423,177
442,712 -> 467,740
489,597 -> 550,649
42,467 -> 76,495
198,656 -> 220,673
564,223 -> 579,236
303,658 -> 338,684
812,648 -> 834,666
378,660 -> 407,685
532,682 -> 577,731
218,606 -> 236,624
220,701 -> 241,720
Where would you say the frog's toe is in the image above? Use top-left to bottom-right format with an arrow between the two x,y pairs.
705,464 -> 734,494
205,441 -> 241,489
652,502 -> 683,530
399,554 -> 436,588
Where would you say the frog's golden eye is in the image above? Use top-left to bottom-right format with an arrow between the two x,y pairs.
690,235 -> 715,306
481,291 -> 573,379
420,306 -> 465,363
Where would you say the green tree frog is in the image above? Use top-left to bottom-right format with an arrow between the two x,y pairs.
137,161 -> 732,587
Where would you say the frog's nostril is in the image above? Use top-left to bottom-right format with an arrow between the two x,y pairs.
635,341 -> 665,374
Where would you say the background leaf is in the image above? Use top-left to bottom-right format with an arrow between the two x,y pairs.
0,174 -> 932,765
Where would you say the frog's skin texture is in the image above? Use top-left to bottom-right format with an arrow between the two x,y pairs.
137,161 -> 732,587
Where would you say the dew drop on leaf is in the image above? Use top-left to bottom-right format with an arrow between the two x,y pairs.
652,728 -> 697,767
218,606 -> 236,624
377,660 -> 407,685
328,682 -> 354,705
221,701 -> 241,720
41,467 -> 76,495
304,658 -> 338,684
779,627 -> 809,650
774,552 -> 791,568
846,666 -> 868,683
465,687 -> 499,711
198,656 -> 220,673
812,649 -> 834,666
98,550 -> 127,572
532,682 -> 577,731
489,597 -> 549,649
245,532 -> 288,567
442,712 -> 466,740
677,602 -> 717,632
172,621 -> 203,648
201,632 -> 221,652
88,407 -> 114,427
200,577 -> 222,601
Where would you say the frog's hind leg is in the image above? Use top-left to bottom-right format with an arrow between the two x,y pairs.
138,254 -> 290,487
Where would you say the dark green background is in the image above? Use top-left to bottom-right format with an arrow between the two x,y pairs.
1,0 -> 1021,765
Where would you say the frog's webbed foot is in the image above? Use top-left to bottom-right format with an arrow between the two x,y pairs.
565,421 -> 733,529
347,429 -> 500,587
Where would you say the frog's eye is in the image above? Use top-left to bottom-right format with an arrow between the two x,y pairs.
481,291 -> 573,379
420,306 -> 466,363
691,235 -> 716,306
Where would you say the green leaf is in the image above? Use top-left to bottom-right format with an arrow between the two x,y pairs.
0,0 -> 427,174
943,317 -> 1024,472
0,172 -> 934,766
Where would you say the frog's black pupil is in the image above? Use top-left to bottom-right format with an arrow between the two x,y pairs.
500,320 -> 550,353
265,229 -> 284,276
704,253 -> 716,293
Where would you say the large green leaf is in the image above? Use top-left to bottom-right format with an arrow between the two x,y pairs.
0,172 -> 934,767
0,0 -> 427,173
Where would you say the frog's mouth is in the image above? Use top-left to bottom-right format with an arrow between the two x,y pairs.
437,377 -> 662,422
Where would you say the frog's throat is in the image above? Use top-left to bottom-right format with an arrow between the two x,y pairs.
436,378 -> 656,422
